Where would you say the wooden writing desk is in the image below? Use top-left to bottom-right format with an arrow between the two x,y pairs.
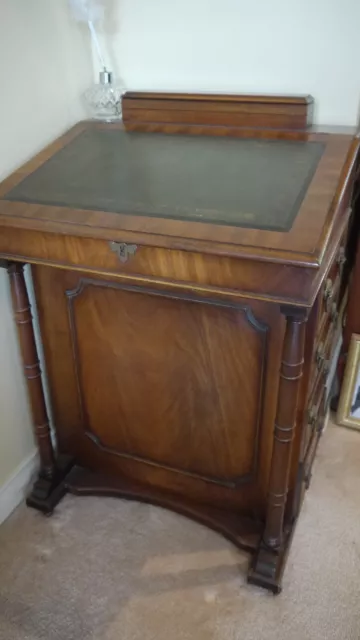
0,93 -> 358,592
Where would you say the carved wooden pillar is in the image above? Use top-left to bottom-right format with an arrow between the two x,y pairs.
1,261 -> 72,513
248,307 -> 306,593
7,263 -> 56,478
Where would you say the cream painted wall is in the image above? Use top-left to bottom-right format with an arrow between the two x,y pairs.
97,0 -> 360,126
0,0 -> 93,489
1,0 -> 359,492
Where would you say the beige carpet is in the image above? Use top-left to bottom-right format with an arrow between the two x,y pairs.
1,419 -> 360,640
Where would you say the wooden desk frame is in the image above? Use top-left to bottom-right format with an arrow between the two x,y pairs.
0,93 -> 358,594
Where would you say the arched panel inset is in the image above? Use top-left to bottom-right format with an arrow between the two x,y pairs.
66,279 -> 268,488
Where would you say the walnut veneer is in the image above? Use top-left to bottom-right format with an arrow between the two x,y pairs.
0,93 -> 358,593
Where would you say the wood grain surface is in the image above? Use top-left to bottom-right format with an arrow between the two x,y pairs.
122,92 -> 314,130
0,120 -> 357,267
32,265 -> 283,513
0,92 -> 358,592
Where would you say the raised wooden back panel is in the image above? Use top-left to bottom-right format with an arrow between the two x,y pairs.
122,92 -> 314,131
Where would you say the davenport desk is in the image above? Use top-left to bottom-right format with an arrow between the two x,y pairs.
0,93 -> 359,593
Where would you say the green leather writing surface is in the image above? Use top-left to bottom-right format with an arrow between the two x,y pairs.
3,129 -> 325,231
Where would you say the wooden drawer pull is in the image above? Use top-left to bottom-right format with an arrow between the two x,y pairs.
308,407 -> 317,428
336,247 -> 346,268
323,360 -> 330,376
308,405 -> 324,433
315,342 -> 325,370
323,278 -> 333,311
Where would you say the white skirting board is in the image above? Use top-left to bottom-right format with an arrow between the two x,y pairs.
0,451 -> 38,526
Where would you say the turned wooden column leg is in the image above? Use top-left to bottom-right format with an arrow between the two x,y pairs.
8,262 -> 56,479
2,261 -> 73,514
248,307 -> 306,593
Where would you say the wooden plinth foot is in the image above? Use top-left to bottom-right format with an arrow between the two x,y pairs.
247,523 -> 295,594
248,545 -> 283,594
26,455 -> 74,515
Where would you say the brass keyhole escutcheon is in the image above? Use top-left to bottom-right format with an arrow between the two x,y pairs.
109,241 -> 137,264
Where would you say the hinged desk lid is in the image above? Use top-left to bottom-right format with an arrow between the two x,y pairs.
0,122 -> 358,267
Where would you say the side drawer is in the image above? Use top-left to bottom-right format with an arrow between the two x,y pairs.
307,233 -> 347,391
316,241 -> 346,338
309,301 -> 338,392
303,370 -> 326,461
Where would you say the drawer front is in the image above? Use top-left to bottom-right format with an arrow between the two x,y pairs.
316,241 -> 346,337
309,302 -> 338,392
303,236 -> 347,471
308,234 -> 347,392
303,370 -> 326,460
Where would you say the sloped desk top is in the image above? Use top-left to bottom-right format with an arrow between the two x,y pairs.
0,121 -> 357,266
3,129 -> 325,232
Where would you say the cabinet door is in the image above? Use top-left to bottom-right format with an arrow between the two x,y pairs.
33,265 -> 282,511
